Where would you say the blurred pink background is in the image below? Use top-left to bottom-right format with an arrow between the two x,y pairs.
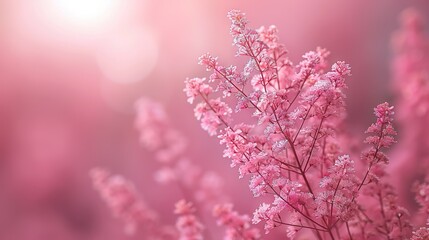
1,1 -> 429,239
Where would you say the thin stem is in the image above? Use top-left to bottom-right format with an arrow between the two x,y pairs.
346,221 -> 354,240
377,189 -> 392,240
330,175 -> 343,223
273,219 -> 328,232
292,94 -> 322,144
213,67 -> 264,113
303,102 -> 331,172
271,107 -> 315,195
243,35 -> 268,93
256,169 -> 325,229
357,122 -> 386,191
321,217 -> 336,240
273,51 -> 281,89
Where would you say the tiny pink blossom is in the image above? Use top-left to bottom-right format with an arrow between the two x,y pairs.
90,168 -> 158,235
198,53 -> 218,71
257,25 -> 279,48
175,200 -> 196,215
213,203 -> 261,240
184,77 -> 213,104
174,200 -> 204,240
183,8 -> 428,240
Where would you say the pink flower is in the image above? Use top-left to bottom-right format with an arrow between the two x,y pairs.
414,178 -> 429,219
90,168 -> 158,235
174,200 -> 204,240
316,155 -> 359,221
135,98 -> 187,162
389,8 -> 429,220
257,25 -> 279,48
363,103 -> 397,166
186,9 -> 355,238
184,78 -> 213,104
213,203 -> 261,240
198,53 -> 218,71
411,221 -> 429,240
175,200 -> 196,215
185,8 -> 427,239
194,98 -> 232,136
136,98 -> 227,209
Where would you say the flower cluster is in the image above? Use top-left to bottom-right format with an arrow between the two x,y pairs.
91,8 -> 429,240
135,98 -> 187,162
135,98 -> 226,208
213,203 -> 260,240
186,9 -> 428,239
316,155 -> 359,222
389,8 -> 429,216
94,96 -> 263,239
90,168 -> 159,235
174,200 -> 204,240
415,178 -> 429,220
361,103 -> 396,180
411,178 -> 429,240
346,103 -> 412,239
185,9 -> 354,238
412,177 -> 429,239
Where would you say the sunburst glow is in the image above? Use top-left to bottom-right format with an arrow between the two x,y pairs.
52,0 -> 120,28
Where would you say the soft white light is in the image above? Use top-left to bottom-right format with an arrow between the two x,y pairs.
52,0 -> 120,28
97,28 -> 159,84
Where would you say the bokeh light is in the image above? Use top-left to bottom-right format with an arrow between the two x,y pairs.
96,27 -> 159,84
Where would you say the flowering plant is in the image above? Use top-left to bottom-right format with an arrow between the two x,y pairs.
185,9 -> 429,239
92,8 -> 429,240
